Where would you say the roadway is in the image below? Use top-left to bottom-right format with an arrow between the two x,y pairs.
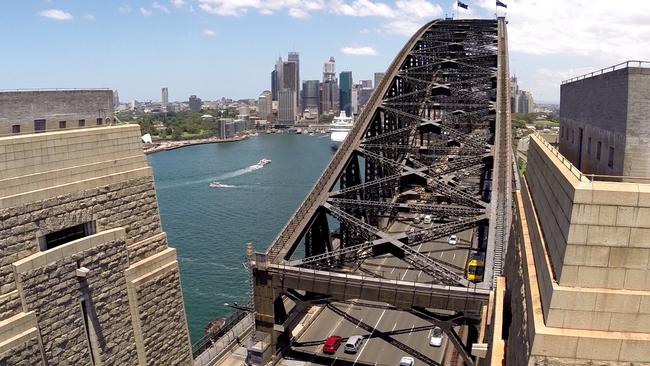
282,300 -> 448,366
279,216 -> 475,366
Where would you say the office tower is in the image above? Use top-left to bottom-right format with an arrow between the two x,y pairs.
271,70 -> 278,101
189,95 -> 202,112
161,87 -> 168,112
278,89 -> 296,124
517,91 -> 534,115
113,89 -> 120,108
274,57 -> 284,100
323,57 -> 336,82
288,52 -> 300,108
339,71 -> 353,117
258,91 -> 272,121
360,80 -> 373,89
510,75 -> 520,113
302,80 -> 320,112
351,86 -> 358,115
282,59 -> 299,118
320,80 -> 339,115
374,72 -> 385,90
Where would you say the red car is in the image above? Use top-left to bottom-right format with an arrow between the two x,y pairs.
323,336 -> 342,354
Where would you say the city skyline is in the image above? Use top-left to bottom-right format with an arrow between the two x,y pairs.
2,1 -> 650,103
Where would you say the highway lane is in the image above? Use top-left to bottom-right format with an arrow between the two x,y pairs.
283,300 -> 447,366
281,210 -> 474,366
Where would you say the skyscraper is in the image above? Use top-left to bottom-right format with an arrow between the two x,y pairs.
161,87 -> 168,112
281,57 -> 300,120
360,80 -> 373,89
278,89 -> 296,125
320,56 -> 339,115
288,52 -> 300,108
323,57 -> 336,82
339,71 -> 353,117
271,70 -> 278,101
113,90 -> 119,108
189,95 -> 202,112
302,80 -> 320,112
374,72 -> 385,90
258,90 -> 272,121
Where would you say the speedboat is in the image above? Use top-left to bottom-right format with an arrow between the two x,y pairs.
209,181 -> 235,188
329,111 -> 353,149
256,158 -> 272,168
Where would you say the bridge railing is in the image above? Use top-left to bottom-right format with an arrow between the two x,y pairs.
561,60 -> 650,84
191,309 -> 249,358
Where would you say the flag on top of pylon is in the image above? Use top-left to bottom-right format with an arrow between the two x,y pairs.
458,1 -> 468,9
496,0 -> 507,8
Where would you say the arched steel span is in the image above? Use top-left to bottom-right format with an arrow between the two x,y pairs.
251,17 -> 512,364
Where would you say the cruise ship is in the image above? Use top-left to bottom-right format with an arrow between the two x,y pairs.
329,111 -> 353,149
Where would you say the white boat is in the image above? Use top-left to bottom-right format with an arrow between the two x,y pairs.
209,182 -> 235,188
329,111 -> 353,148
255,158 -> 272,168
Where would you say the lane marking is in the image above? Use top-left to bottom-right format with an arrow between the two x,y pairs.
353,308 -> 387,366
408,325 -> 414,335
391,323 -> 397,332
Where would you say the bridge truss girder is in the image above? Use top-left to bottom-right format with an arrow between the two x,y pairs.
255,18 -> 509,359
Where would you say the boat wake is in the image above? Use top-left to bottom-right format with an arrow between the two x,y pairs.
209,159 -> 271,188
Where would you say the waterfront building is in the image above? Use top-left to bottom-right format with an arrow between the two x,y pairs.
320,80 -> 339,115
162,87 -> 169,112
302,80 -> 320,114
0,89 -> 114,134
258,90 -> 272,121
218,117 -> 233,138
339,71 -> 353,117
374,72 -> 385,90
351,86 -> 358,115
189,95 -> 202,112
559,62 -> 650,177
278,89 -> 296,125
0,90 -> 193,364
358,87 -> 374,110
282,60 -> 299,117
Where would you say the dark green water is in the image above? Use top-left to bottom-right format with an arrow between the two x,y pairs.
147,134 -> 334,343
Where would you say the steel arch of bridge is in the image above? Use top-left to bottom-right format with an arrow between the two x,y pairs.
252,18 -> 512,366
264,18 -> 506,290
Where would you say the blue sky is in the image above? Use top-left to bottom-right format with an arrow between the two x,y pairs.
1,1 -> 649,104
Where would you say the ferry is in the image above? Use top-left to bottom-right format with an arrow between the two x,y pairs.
329,111 -> 354,149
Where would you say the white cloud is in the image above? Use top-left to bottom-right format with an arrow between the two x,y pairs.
359,28 -> 370,34
289,8 -> 310,19
491,0 -> 650,62
152,1 -> 171,13
140,7 -> 153,16
38,9 -> 73,21
171,0 -> 186,8
83,14 -> 95,20
118,5 -> 132,13
382,20 -> 425,36
341,46 -> 378,56
330,0 -> 395,17
203,29 -> 217,37
394,0 -> 442,19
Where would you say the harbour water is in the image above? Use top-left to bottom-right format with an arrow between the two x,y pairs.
147,134 -> 334,342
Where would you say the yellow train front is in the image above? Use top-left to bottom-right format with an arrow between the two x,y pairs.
465,257 -> 485,283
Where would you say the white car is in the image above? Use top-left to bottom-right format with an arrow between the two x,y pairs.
448,235 -> 458,245
423,214 -> 432,224
430,326 -> 443,347
399,356 -> 415,366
